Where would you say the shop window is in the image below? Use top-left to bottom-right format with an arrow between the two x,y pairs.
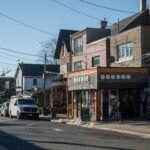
74,37 -> 83,56
116,42 -> 133,62
33,79 -> 37,86
74,61 -> 82,71
92,56 -> 100,67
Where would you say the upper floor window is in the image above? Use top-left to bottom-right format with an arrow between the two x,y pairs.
92,56 -> 100,67
117,43 -> 133,62
67,63 -> 71,72
33,79 -> 37,86
74,37 -> 83,56
61,43 -> 65,57
74,61 -> 82,71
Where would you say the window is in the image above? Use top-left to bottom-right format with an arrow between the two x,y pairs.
117,43 -> 133,62
67,63 -> 71,72
61,44 -> 65,57
92,56 -> 100,67
74,37 -> 83,56
33,79 -> 37,86
74,61 -> 82,71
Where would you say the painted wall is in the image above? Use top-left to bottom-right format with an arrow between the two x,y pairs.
110,26 -> 142,67
24,76 -> 43,91
59,43 -> 70,77
71,30 -> 108,70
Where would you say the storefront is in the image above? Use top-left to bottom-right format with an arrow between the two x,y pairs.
67,68 -> 149,121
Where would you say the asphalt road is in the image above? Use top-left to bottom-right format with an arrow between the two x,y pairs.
0,116 -> 150,150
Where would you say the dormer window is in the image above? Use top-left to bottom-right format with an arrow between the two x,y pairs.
74,37 -> 83,56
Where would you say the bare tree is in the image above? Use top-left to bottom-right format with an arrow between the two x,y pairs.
37,38 -> 59,64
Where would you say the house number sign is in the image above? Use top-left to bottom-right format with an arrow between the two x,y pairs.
100,74 -> 131,80
73,75 -> 89,83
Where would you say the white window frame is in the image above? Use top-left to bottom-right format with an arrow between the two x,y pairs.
74,37 -> 83,56
74,61 -> 82,71
116,42 -> 133,63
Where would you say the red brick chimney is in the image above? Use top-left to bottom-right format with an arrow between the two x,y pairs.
140,0 -> 147,11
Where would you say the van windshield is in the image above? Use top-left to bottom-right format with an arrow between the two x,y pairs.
18,99 -> 36,105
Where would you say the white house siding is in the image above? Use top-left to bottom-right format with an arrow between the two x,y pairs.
24,76 -> 44,91
16,68 -> 22,91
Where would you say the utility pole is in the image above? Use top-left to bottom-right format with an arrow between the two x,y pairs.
21,62 -> 23,95
43,53 -> 47,107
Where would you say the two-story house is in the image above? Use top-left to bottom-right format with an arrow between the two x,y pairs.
67,24 -> 111,121
54,29 -> 78,112
67,1 -> 150,121
108,1 -> 150,120
15,63 -> 60,107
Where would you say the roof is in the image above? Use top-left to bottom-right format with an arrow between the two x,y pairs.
15,64 -> 60,77
108,9 -> 150,35
54,29 -> 78,59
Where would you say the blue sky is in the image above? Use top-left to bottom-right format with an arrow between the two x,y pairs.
0,0 -> 147,76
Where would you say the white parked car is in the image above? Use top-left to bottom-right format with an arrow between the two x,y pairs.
0,102 -> 9,117
9,96 -> 39,119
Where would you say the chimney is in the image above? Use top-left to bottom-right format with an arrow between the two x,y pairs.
140,0 -> 147,12
100,18 -> 107,29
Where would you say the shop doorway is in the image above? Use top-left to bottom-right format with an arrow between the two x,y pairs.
101,89 -> 109,120
119,89 -> 141,119
101,89 -> 119,120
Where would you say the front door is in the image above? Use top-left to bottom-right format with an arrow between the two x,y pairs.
109,89 -> 119,120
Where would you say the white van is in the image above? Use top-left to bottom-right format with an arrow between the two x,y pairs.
9,96 -> 39,119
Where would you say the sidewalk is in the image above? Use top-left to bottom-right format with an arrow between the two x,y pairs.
49,114 -> 150,139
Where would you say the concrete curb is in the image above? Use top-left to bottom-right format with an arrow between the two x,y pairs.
51,119 -> 150,139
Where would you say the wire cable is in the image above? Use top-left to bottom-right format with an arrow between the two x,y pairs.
80,0 -> 138,14
0,46 -> 40,57
52,0 -> 101,21
0,11 -> 56,36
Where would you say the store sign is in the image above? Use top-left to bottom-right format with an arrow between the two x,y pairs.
73,75 -> 89,83
100,74 -> 131,80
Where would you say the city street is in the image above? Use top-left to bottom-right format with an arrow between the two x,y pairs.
0,116 -> 150,150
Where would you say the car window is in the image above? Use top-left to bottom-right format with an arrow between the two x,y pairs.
18,99 -> 36,105
6,103 -> 9,107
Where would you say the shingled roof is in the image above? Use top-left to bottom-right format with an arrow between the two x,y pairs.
54,29 -> 78,59
15,64 -> 60,77
108,9 -> 150,35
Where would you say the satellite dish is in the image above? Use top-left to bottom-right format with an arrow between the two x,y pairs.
109,56 -> 115,63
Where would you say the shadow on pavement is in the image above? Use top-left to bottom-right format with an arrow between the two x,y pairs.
0,130 -> 51,150
27,140 -> 134,150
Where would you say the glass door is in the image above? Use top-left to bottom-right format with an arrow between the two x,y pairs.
109,89 -> 119,120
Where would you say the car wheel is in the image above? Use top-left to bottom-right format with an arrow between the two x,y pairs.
35,115 -> 39,120
17,112 -> 21,120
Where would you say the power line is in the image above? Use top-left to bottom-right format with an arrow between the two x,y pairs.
0,51 -> 35,62
52,0 -> 100,21
0,61 -> 16,66
0,46 -> 40,57
0,11 -> 56,36
80,0 -> 138,14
